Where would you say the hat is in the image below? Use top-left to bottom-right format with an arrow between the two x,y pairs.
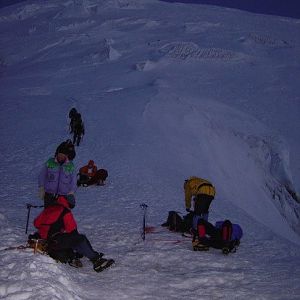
56,143 -> 70,156
55,140 -> 76,158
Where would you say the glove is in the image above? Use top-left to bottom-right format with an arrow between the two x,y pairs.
66,193 -> 76,209
38,187 -> 45,200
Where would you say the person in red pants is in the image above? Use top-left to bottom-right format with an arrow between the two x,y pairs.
32,195 -> 114,272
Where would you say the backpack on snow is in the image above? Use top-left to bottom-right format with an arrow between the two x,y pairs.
161,211 -> 193,233
28,209 -> 76,264
44,208 -> 78,263
215,220 -> 243,242
215,220 -> 243,254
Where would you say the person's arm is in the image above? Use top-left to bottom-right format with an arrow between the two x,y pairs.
79,166 -> 87,175
184,184 -> 192,210
69,171 -> 77,193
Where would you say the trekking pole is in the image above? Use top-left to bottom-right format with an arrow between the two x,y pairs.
25,203 -> 44,234
140,203 -> 148,241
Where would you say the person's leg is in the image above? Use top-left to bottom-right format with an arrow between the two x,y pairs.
69,234 -> 114,272
194,195 -> 213,221
70,120 -> 74,133
76,135 -> 81,146
73,133 -> 77,145
200,220 -> 223,249
51,232 -> 105,268
72,235 -> 99,260
221,220 -> 234,254
78,174 -> 89,186
192,195 -> 209,230
87,171 -> 102,186
192,219 -> 209,251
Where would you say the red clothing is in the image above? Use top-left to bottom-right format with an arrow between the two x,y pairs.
34,196 -> 77,239
79,160 -> 97,178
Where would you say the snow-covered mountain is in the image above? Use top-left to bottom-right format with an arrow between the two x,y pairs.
0,1 -> 299,299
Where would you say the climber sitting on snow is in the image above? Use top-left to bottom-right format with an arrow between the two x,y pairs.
30,195 -> 114,272
77,160 -> 108,187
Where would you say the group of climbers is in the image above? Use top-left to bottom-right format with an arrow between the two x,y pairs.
162,176 -> 243,254
30,107 -> 243,273
32,108 -> 112,272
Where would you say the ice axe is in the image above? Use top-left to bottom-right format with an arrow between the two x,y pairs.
25,203 -> 44,234
140,203 -> 148,241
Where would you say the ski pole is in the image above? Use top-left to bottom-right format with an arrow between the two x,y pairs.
25,203 -> 44,234
25,204 -> 31,234
140,203 -> 148,241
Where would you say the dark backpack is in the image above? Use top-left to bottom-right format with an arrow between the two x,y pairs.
162,211 -> 193,233
46,208 -> 76,263
216,220 -> 243,253
215,220 -> 243,242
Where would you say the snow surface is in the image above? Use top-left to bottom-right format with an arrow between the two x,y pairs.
0,0 -> 300,299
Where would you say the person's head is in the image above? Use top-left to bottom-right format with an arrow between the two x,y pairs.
56,152 -> 68,164
55,142 -> 70,163
55,140 -> 76,163
69,107 -> 77,119
88,160 -> 94,168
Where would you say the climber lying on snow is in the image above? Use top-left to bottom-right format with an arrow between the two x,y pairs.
161,211 -> 243,254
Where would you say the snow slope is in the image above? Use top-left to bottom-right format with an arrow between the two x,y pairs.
0,0 -> 299,299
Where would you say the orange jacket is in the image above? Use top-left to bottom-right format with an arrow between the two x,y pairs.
79,160 -> 97,178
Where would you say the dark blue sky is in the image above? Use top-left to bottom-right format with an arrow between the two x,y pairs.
1,0 -> 300,19
0,0 -> 25,8
161,0 -> 300,19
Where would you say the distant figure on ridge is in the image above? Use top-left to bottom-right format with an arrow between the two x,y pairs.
72,112 -> 85,146
69,107 -> 78,134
